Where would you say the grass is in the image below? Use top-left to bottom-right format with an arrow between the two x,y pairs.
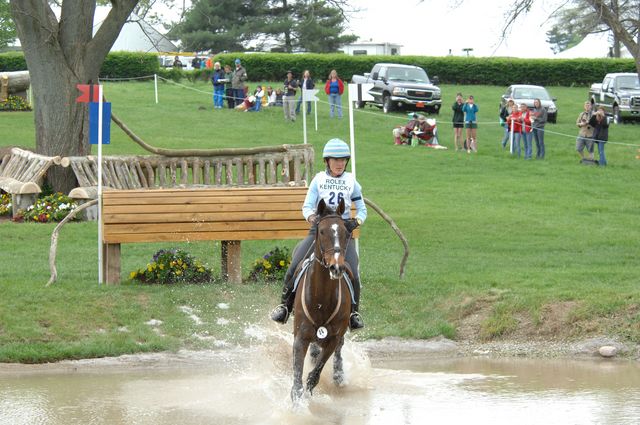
1,78 -> 639,363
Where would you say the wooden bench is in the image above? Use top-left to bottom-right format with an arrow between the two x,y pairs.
102,186 -> 312,284
0,147 -> 61,218
63,144 -> 315,220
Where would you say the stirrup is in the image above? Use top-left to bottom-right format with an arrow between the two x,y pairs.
349,312 -> 364,330
270,304 -> 290,324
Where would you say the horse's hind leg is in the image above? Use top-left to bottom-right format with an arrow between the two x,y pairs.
333,336 -> 345,386
291,337 -> 310,402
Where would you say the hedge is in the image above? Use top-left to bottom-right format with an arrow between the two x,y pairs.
1,51 -> 636,87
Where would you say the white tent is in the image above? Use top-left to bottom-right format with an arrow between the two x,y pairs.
93,8 -> 178,53
555,32 -> 632,59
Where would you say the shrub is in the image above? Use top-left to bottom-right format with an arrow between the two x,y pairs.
129,248 -> 213,284
19,192 -> 77,223
0,95 -> 32,111
0,191 -> 11,216
248,246 -> 292,282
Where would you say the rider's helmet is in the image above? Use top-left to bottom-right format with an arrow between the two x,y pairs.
322,138 -> 351,159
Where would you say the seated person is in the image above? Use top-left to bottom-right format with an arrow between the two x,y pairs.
266,86 -> 277,106
235,94 -> 256,111
275,88 -> 284,106
392,114 -> 445,149
253,86 -> 264,111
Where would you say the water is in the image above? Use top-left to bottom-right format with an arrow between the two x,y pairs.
1,333 -> 638,425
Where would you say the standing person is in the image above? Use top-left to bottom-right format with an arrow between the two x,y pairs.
452,93 -> 465,151
270,138 -> 367,330
589,107 -> 609,166
576,101 -> 595,161
325,69 -> 344,118
172,55 -> 183,69
531,98 -> 548,159
211,62 -> 226,109
462,95 -> 479,153
519,103 -> 533,160
223,64 -> 234,109
191,56 -> 201,70
500,99 -> 515,149
295,70 -> 315,115
205,55 -> 213,69
506,104 -> 523,157
283,70 -> 298,121
231,58 -> 248,107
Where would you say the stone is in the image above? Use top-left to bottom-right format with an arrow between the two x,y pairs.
598,346 -> 618,358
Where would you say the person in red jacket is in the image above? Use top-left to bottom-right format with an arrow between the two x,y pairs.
324,69 -> 344,118
520,103 -> 533,159
505,105 -> 523,157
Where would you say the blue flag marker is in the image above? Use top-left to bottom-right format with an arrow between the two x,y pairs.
89,102 -> 111,145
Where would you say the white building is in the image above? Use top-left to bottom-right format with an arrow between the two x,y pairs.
341,41 -> 402,56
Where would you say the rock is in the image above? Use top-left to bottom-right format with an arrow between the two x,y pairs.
598,346 -> 618,358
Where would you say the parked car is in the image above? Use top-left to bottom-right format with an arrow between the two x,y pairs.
351,63 -> 442,114
500,84 -> 558,123
589,73 -> 640,124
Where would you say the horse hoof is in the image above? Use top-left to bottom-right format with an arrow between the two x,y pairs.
333,373 -> 345,387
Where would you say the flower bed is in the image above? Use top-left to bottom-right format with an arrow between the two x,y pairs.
130,249 -> 214,284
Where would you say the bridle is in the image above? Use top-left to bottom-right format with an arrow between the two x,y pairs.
314,214 -> 351,269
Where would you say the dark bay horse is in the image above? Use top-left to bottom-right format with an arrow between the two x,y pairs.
290,198 -> 353,402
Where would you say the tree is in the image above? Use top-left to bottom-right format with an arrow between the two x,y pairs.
9,0 -> 139,193
0,0 -> 16,48
499,0 -> 639,73
174,0 -> 356,53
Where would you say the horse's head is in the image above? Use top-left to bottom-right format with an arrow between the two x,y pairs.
315,198 -> 349,280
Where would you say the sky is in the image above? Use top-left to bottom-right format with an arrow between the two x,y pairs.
343,0 -> 563,58
154,0 -> 600,59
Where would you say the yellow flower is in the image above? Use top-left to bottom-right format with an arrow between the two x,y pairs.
182,263 -> 187,269
129,271 -> 137,279
198,267 -> 204,273
265,262 -> 271,270
176,269 -> 182,275
159,263 -> 165,270
147,264 -> 153,272
279,260 -> 285,266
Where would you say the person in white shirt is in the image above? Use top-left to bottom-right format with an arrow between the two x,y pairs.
270,139 -> 367,330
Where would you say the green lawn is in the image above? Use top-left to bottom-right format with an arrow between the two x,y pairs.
1,79 -> 639,363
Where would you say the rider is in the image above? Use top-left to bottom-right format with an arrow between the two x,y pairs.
270,138 -> 367,330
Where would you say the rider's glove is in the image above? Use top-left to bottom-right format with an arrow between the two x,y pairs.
307,214 -> 317,224
344,218 -> 361,233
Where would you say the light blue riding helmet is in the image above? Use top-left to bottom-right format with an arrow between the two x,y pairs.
322,138 -> 351,159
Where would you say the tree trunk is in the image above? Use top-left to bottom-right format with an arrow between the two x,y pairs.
9,0 -> 138,193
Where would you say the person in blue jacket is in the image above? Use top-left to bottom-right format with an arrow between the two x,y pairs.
270,139 -> 367,330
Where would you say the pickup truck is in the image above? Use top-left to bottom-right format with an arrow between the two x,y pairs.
589,73 -> 640,124
351,63 -> 441,114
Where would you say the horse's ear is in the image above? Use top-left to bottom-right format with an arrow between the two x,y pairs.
317,199 -> 328,216
337,198 -> 345,215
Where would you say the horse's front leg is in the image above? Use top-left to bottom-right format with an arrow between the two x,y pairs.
332,336 -> 345,386
306,337 -> 341,395
291,336 -> 310,402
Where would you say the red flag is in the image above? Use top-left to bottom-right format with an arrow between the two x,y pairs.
76,84 -> 101,103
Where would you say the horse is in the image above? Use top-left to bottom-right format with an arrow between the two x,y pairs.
290,198 -> 353,402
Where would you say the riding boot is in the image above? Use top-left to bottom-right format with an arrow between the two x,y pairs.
349,279 -> 364,330
270,276 -> 295,324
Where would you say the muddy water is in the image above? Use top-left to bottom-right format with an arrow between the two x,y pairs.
1,335 -> 639,425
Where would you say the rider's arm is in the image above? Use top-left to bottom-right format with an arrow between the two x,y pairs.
351,181 -> 367,224
302,177 -> 320,222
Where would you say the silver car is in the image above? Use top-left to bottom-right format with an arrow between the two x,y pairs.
500,85 -> 558,123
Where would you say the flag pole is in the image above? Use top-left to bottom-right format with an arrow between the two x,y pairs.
97,85 -> 104,285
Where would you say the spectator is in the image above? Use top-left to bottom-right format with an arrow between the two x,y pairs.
191,56 -> 201,70
462,95 -> 479,152
500,99 -> 515,149
205,56 -> 213,69
393,114 -> 445,149
266,86 -> 277,106
531,98 -> 548,159
283,70 -> 298,121
505,104 -> 523,157
275,88 -> 284,106
172,56 -> 183,69
589,107 -> 609,166
324,69 -> 344,118
452,93 -> 465,151
576,101 -> 595,162
231,58 -> 248,108
253,85 -> 265,111
211,62 -> 226,109
223,65 -> 234,109
234,94 -> 256,112
520,103 -> 533,160
296,70 -> 315,115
